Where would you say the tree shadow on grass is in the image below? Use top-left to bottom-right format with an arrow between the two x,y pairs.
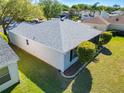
72,68 -> 92,93
3,45 -> 92,93
101,47 -> 112,56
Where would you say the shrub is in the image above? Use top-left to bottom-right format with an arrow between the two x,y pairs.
0,32 -> 9,43
71,15 -> 79,21
77,41 -> 96,63
99,32 -> 112,45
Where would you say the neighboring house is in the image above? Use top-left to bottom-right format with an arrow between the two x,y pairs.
0,37 -> 19,92
94,11 -> 101,17
80,10 -> 110,20
80,10 -> 94,20
93,11 -> 110,18
82,16 -> 110,31
106,16 -> 124,35
100,11 -> 110,19
60,11 -> 70,19
8,19 -> 101,72
110,10 -> 124,17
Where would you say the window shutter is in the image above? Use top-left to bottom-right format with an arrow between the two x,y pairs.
70,50 -> 73,62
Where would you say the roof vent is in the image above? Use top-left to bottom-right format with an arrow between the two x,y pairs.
116,18 -> 119,21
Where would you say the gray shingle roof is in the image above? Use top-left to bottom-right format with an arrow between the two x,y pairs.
9,19 -> 102,53
0,37 -> 19,68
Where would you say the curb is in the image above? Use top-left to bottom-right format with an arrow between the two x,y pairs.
60,62 -> 88,79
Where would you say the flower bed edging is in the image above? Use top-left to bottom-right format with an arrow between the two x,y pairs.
60,62 -> 88,79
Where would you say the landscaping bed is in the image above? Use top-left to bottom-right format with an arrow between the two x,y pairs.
64,61 -> 82,76
62,47 -> 102,78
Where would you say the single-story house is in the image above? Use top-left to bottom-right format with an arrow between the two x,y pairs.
60,11 -> 70,19
109,10 -> 124,17
100,11 -> 110,19
80,10 -> 93,20
82,16 -> 110,31
8,19 -> 101,72
80,11 -> 110,20
0,37 -> 19,92
106,16 -> 124,35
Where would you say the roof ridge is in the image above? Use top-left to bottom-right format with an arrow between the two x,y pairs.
58,20 -> 64,52
97,16 -> 110,25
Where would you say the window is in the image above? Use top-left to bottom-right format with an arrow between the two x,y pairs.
84,15 -> 88,17
26,39 -> 29,45
0,67 -> 11,85
70,48 -> 77,62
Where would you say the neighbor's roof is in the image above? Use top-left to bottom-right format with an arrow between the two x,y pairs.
105,16 -> 124,24
0,37 -> 19,68
82,16 -> 110,25
9,19 -> 101,53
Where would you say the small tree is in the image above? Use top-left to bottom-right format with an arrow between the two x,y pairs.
62,4 -> 70,11
39,0 -> 62,20
0,0 -> 43,36
69,8 -> 77,18
71,15 -> 79,21
90,2 -> 100,16
77,41 -> 96,63
99,32 -> 112,46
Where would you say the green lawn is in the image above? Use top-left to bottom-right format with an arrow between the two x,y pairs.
2,37 -> 124,93
0,25 -> 2,30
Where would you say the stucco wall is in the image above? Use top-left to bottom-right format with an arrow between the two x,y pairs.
9,32 -> 65,72
0,63 -> 19,92
85,23 -> 108,31
108,24 -> 124,31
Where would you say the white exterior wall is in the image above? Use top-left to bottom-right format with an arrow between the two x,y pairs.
0,63 -> 19,92
9,32 -> 65,72
109,24 -> 124,31
64,51 -> 78,70
85,23 -> 108,31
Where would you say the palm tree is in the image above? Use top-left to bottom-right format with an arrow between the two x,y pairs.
90,2 -> 100,16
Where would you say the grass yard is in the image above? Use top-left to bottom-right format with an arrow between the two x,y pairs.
2,37 -> 124,93
0,25 -> 3,31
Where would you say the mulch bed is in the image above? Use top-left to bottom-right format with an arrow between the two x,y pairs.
64,61 -> 83,76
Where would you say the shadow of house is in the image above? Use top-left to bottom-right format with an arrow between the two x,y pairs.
3,45 -> 93,93
11,45 -> 72,93
101,47 -> 112,56
72,68 -> 92,93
